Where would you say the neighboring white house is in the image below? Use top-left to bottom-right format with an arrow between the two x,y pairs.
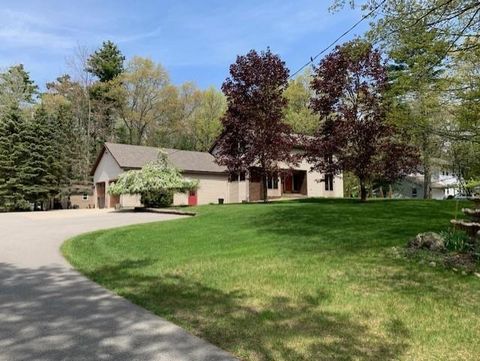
91,142 -> 344,208
394,161 -> 461,200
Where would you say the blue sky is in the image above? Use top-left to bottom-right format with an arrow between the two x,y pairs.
0,0 -> 367,89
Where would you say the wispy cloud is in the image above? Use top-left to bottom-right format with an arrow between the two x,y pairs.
114,26 -> 164,44
0,0 -> 367,88
0,9 -> 75,50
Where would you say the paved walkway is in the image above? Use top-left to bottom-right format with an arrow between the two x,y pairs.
0,209 -> 236,361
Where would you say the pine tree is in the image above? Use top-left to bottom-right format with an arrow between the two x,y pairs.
0,106 -> 30,211
86,41 -> 125,82
22,107 -> 56,209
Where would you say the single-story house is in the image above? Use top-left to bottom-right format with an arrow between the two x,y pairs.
91,142 -> 344,208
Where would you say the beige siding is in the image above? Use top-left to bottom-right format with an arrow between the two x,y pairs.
70,194 -> 95,209
252,149 -> 344,199
173,173 -> 229,206
238,180 -> 247,202
228,180 -> 239,203
93,150 -> 123,182
120,194 -> 142,207
173,192 -> 188,206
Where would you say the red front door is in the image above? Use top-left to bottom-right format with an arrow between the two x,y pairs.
284,175 -> 293,193
188,190 -> 197,206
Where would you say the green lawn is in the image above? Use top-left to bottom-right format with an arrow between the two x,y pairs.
62,199 -> 480,361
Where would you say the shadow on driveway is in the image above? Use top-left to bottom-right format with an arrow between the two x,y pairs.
0,263 -> 235,361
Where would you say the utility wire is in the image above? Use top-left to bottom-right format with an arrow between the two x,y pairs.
289,0 -> 388,79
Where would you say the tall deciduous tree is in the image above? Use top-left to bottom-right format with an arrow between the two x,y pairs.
215,49 -> 294,202
307,40 -> 419,201
360,1 -> 451,198
118,56 -> 170,145
192,87 -> 226,151
284,69 -> 318,135
332,0 -> 479,54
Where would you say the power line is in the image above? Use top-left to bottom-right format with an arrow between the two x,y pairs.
289,0 -> 387,79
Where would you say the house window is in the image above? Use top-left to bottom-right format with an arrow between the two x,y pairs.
267,176 -> 279,189
412,188 -> 417,198
325,174 -> 334,191
228,171 -> 246,182
82,192 -> 88,200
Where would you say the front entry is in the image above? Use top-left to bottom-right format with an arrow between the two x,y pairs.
282,171 -> 307,195
283,175 -> 293,193
188,190 -> 198,206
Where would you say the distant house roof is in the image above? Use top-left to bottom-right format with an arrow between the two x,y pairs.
405,175 -> 449,189
91,143 -> 226,175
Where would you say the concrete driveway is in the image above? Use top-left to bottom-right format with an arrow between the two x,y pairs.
0,209 -> 236,361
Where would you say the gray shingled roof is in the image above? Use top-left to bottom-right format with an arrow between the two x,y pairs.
104,142 -> 226,174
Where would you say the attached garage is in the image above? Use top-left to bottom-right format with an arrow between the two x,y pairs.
91,143 -> 229,208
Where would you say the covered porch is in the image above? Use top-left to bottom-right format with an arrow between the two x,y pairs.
247,168 -> 307,202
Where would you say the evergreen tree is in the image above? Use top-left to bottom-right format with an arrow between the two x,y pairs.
0,106 -> 30,211
86,41 -> 125,82
22,107 -> 57,209
0,64 -> 38,119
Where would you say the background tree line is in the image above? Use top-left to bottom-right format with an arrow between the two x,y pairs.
1,0 -> 479,210
0,40 -> 318,211
330,0 -> 480,197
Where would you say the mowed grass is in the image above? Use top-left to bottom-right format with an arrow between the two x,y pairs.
62,199 -> 480,361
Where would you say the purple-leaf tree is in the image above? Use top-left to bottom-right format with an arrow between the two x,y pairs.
215,49 -> 295,202
307,40 -> 419,201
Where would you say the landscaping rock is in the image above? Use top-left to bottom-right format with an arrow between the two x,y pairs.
429,261 -> 436,267
409,232 -> 446,252
474,273 -> 480,278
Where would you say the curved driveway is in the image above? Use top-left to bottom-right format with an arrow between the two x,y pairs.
0,209 -> 236,361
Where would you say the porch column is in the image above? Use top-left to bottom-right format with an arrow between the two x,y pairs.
245,170 -> 250,202
105,181 -> 110,208
94,184 -> 98,209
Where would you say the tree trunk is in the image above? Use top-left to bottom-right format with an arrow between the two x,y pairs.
423,169 -> 431,199
388,184 -> 393,199
262,173 -> 268,202
360,178 -> 368,202
421,128 -> 432,199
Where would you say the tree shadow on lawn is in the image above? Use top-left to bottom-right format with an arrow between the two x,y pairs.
246,198 -> 458,254
246,198 -> 479,286
85,258 -> 411,361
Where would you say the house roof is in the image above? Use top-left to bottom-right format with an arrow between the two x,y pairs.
91,143 -> 227,175
406,175 -> 449,189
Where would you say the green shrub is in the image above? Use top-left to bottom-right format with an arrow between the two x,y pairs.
141,191 -> 174,208
440,229 -> 471,252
